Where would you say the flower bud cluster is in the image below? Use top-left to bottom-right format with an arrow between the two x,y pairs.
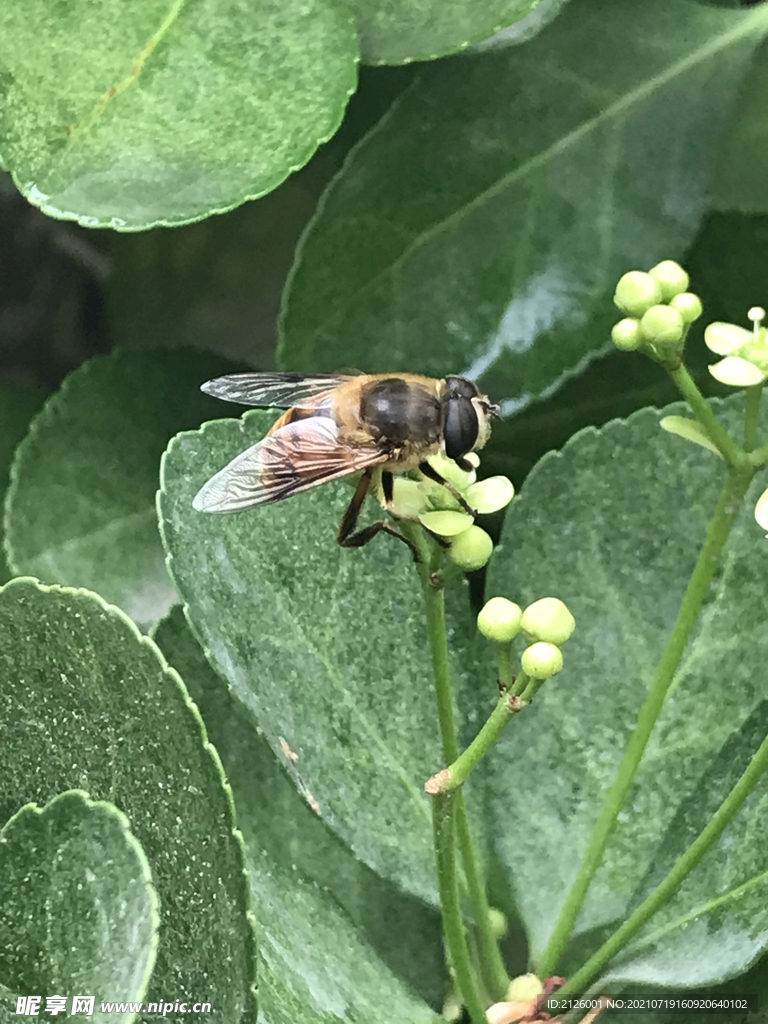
386,452 -> 514,570
477,595 -> 575,680
612,261 -> 702,361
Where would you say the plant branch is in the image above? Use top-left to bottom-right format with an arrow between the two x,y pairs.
419,552 -> 509,1002
432,793 -> 489,1024
744,384 -> 763,452
667,364 -> 745,466
537,466 -> 754,979
427,688 -> 525,795
555,726 -> 768,998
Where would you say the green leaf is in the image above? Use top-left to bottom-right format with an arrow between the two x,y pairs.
354,0 -> 539,65
0,579 -> 256,1021
0,790 -> 158,1022
109,181 -> 324,366
0,377 -> 47,584
245,841 -> 442,1024
710,39 -> 768,214
465,0 -> 571,54
486,396 -> 768,985
158,411 -> 489,905
0,0 -> 358,229
107,65 -> 418,365
154,605 -> 448,1015
4,350 -> 236,628
659,415 -> 723,458
280,0 -> 768,409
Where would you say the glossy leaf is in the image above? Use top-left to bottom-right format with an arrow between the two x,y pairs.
280,0 -> 768,409
355,0 -> 539,65
4,350 -> 235,628
159,411 -> 491,904
0,579 -> 256,1021
486,397 -> 768,984
0,791 -> 158,1021
0,0 -> 358,229
154,604 -> 448,1016
465,0 -> 571,55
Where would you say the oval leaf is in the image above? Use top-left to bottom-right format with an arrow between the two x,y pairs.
280,0 -> 768,409
0,579 -> 256,1021
4,350 -> 236,628
0,0 -> 358,228
1,790 -> 158,1021
355,0 -> 538,65
154,605 -> 447,1019
159,411 -> 489,904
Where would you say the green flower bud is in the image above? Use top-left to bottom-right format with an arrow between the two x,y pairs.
521,642 -> 563,680
506,974 -> 544,1003
465,476 -> 515,514
488,907 -> 508,941
419,510 -> 474,537
447,525 -> 494,571
648,260 -> 689,299
669,292 -> 703,324
521,597 -> 575,645
477,597 -> 523,643
613,271 -> 663,317
639,304 -> 684,345
611,318 -> 643,351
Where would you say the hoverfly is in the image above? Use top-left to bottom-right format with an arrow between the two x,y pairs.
193,372 -> 499,560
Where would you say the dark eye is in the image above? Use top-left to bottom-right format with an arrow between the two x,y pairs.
444,397 -> 478,460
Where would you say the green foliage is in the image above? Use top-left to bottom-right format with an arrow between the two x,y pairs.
0,0 -> 358,229
0,580 -> 256,1022
280,0 -> 768,406
486,398 -> 768,977
354,0 -> 539,64
158,410 -> 488,904
153,605 -> 447,1020
5,0 -> 768,1018
1,791 -> 158,1021
4,350 -> 235,628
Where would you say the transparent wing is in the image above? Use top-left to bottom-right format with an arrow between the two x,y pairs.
193,416 -> 387,512
200,372 -> 355,409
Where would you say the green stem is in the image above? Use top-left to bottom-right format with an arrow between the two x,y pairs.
744,384 -> 764,452
431,689 -> 525,794
420,559 -> 510,1002
748,441 -> 768,467
555,726 -> 768,999
537,466 -> 754,979
497,643 -> 514,691
518,674 -> 546,703
667,364 -> 745,466
432,793 -> 489,1024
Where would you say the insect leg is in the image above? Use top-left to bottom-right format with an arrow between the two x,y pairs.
418,460 -> 476,515
337,469 -> 421,562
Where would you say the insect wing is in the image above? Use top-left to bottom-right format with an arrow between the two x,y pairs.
200,372 -> 354,409
193,416 -> 386,512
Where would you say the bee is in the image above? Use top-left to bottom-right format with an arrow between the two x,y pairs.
193,372 -> 499,560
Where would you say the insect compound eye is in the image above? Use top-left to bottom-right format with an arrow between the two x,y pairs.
445,375 -> 479,400
444,396 -> 479,460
